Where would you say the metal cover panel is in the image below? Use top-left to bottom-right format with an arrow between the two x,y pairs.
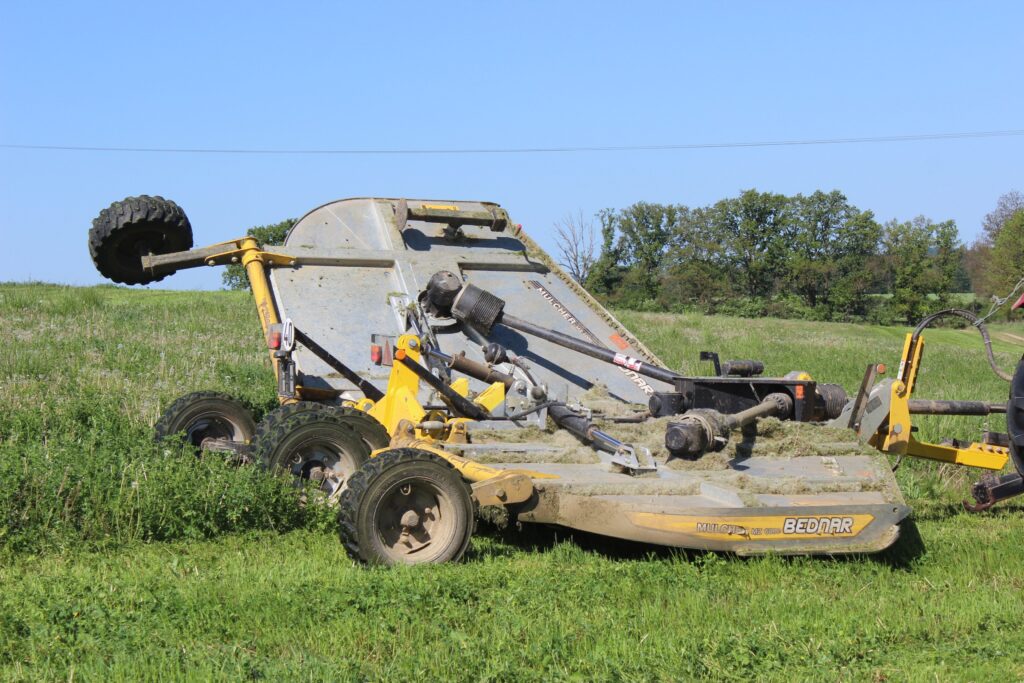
268,197 -> 663,404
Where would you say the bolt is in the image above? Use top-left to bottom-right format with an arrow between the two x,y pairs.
408,339 -> 419,349
495,488 -> 507,501
400,510 -> 420,528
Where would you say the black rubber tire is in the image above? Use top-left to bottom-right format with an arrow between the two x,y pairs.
251,405 -> 370,489
89,195 -> 193,285
1007,354 -> 1024,475
253,402 -> 390,452
153,391 -> 257,451
338,448 -> 475,566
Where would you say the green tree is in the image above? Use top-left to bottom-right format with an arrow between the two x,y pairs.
965,191 -> 1023,297
584,209 -> 626,297
660,205 -> 737,310
880,216 -> 962,323
988,209 -> 1024,316
221,218 -> 297,290
786,190 -> 881,317
584,203 -> 681,307
710,189 -> 792,298
930,220 -> 963,309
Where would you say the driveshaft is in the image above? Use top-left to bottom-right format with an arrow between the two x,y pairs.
422,271 -> 680,385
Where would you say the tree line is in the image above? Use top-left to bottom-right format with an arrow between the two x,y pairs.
558,189 -> 1024,324
220,191 -> 1024,326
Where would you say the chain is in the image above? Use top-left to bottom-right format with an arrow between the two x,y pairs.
973,276 -> 1024,327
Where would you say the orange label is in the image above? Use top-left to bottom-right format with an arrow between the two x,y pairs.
609,334 -> 630,350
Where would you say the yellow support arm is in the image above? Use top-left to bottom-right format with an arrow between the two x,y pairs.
905,437 -> 1009,470
873,332 -> 1009,470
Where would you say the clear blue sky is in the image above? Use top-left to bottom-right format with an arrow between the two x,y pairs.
1,2 -> 1021,289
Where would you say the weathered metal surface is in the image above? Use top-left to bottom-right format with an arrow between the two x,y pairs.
259,196 -> 909,554
478,451 -> 908,554
267,197 -> 663,404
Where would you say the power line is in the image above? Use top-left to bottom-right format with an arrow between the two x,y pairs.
1,129 -> 1022,156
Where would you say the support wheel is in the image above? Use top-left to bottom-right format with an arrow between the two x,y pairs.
89,195 -> 193,285
154,391 -> 257,453
338,448 -> 475,565
251,405 -> 371,495
253,402 -> 389,453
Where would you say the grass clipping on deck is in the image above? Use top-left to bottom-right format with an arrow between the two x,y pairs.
469,413 -> 879,470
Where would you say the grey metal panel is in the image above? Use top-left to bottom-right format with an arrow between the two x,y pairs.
455,268 -> 661,402
271,264 -> 403,390
269,197 -> 660,404
285,198 -> 395,251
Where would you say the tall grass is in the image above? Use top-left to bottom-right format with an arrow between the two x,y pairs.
0,284 -> 330,554
2,284 -> 1021,553
2,284 -> 1024,680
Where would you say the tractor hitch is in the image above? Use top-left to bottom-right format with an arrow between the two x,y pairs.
965,472 -> 1024,512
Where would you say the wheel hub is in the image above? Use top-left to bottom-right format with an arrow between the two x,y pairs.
378,482 -> 450,558
186,415 -> 244,448
289,438 -> 361,493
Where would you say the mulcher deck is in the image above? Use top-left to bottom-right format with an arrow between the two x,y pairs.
265,197 -> 910,554
452,431 -> 908,554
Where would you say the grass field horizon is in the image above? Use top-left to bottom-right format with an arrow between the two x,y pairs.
2,282 -> 1024,681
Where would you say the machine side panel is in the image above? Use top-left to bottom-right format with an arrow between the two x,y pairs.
271,264 -> 405,391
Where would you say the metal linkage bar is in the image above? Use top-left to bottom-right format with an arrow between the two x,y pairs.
293,327 -> 384,402
499,313 -> 680,385
394,354 -> 490,420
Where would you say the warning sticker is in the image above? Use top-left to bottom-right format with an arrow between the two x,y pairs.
613,353 -> 643,372
609,334 -> 630,350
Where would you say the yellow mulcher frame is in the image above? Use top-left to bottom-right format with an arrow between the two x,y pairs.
151,236 -> 342,403
350,333 -> 556,507
871,332 -> 1009,470
152,239 -> 550,507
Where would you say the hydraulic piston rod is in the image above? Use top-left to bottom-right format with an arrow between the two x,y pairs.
907,400 -> 1006,415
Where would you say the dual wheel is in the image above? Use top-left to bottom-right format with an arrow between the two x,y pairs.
155,395 -> 384,495
154,392 -> 474,565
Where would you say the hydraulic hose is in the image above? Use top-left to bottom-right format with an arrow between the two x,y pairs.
911,308 -> 1012,382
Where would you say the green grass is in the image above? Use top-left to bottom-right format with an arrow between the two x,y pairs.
2,283 -> 1024,681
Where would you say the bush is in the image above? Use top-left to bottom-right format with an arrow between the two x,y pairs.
865,298 -> 898,326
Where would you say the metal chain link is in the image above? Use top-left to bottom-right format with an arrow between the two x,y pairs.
974,276 -> 1024,327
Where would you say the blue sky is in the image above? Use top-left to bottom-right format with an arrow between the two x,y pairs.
1,1 -> 1021,289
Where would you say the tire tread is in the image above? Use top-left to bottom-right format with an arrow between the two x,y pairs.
338,448 -> 475,564
89,195 -> 192,284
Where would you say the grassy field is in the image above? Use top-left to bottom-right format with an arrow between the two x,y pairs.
2,283 -> 1024,681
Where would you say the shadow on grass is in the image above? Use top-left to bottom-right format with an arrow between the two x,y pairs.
469,516 -> 929,568
469,518 -> 695,563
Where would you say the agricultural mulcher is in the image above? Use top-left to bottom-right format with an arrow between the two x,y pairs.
87,195 -> 1024,564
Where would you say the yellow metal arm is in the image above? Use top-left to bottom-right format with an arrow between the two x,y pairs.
905,437 -> 1009,470
871,333 -> 1010,471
